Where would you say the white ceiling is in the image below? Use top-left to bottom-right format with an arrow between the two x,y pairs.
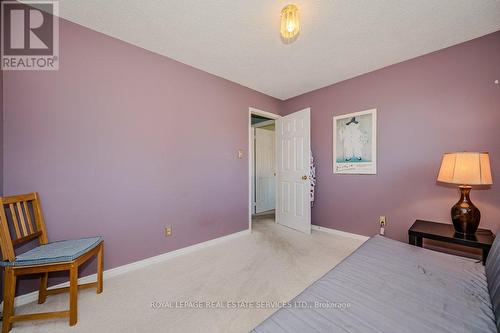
52,1 -> 500,100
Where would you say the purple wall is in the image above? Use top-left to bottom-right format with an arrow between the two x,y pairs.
3,19 -> 280,295
283,31 -> 500,241
0,52 -> 2,302
0,53 -> 3,302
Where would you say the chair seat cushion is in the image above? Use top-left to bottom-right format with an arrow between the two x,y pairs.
0,236 -> 102,267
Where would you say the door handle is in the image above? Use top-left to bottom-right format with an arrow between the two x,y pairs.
302,175 -> 308,180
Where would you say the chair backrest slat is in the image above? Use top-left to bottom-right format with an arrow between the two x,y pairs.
23,201 -> 35,234
0,193 -> 49,261
9,204 -> 22,239
12,231 -> 42,246
16,202 -> 29,237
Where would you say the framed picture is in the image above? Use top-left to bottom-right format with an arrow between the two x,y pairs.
333,109 -> 377,174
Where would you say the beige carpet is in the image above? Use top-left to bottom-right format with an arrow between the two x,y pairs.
11,218 -> 364,333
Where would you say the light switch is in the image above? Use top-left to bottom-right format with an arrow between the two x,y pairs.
237,149 -> 244,159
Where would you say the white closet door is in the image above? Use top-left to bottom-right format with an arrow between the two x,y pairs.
255,128 -> 276,213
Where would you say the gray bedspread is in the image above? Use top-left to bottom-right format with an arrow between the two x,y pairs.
251,235 -> 497,333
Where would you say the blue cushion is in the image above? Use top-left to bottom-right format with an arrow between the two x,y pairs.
486,234 -> 500,331
0,236 -> 102,267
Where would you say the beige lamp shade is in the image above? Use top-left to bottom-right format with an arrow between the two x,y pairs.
437,152 -> 493,185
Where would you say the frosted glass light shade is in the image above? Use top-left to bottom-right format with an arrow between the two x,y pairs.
437,152 -> 493,186
280,4 -> 300,41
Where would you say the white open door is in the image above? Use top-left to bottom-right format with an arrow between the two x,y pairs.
255,128 -> 276,213
276,108 -> 311,234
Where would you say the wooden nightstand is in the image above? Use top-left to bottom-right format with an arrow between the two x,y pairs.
408,219 -> 495,265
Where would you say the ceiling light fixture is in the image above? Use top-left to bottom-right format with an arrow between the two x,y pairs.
280,4 -> 300,43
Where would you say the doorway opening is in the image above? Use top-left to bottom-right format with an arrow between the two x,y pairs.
248,107 -> 312,234
248,108 -> 280,232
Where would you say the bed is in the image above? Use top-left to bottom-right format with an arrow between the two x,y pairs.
251,234 -> 500,333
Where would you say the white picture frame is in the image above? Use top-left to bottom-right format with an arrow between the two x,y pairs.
333,109 -> 377,174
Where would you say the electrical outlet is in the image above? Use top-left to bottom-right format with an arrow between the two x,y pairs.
164,225 -> 172,237
379,216 -> 387,227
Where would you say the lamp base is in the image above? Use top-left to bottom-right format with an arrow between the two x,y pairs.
451,186 -> 481,235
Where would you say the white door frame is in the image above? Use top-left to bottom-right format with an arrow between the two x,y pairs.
248,107 -> 281,232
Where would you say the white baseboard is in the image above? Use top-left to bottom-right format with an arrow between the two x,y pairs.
312,224 -> 369,242
2,229 -> 250,310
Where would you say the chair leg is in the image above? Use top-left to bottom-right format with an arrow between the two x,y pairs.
38,272 -> 48,304
2,268 -> 17,333
69,265 -> 78,326
97,243 -> 104,294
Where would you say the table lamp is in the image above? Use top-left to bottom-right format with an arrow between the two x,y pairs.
437,152 -> 493,234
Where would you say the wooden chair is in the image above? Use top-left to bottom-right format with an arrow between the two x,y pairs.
0,192 -> 103,332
